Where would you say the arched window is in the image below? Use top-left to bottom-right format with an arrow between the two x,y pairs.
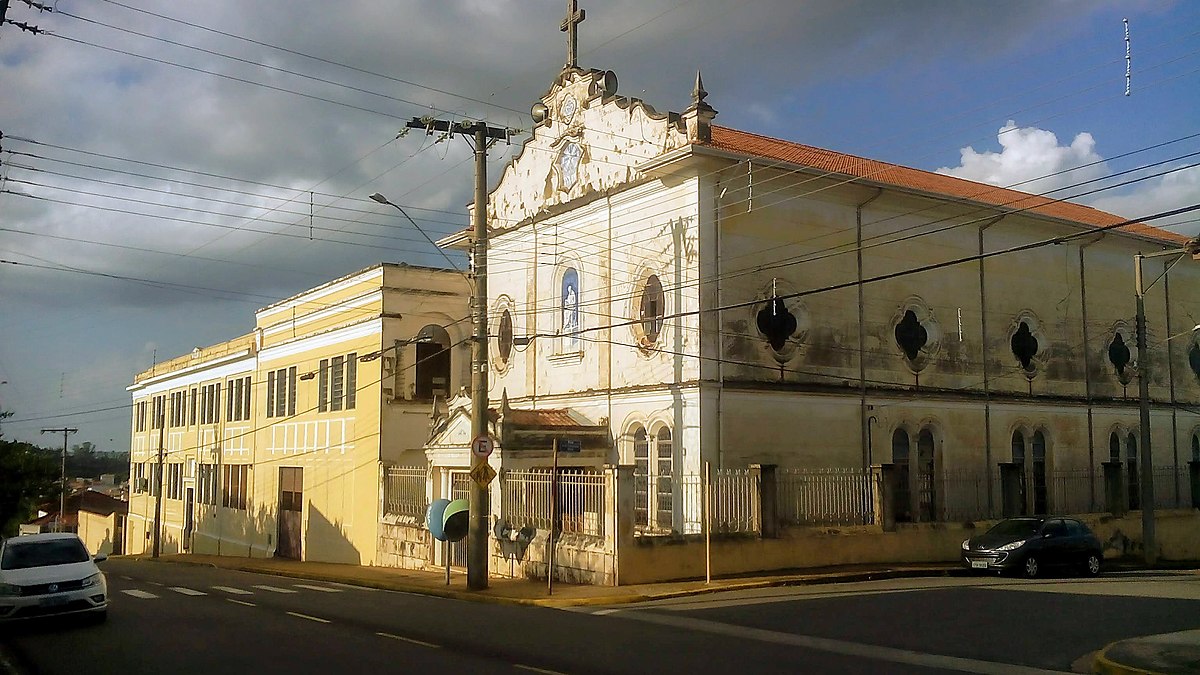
1009,430 -> 1029,516
891,429 -> 911,523
655,427 -> 673,529
1012,431 -> 1026,465
632,426 -> 649,527
1126,432 -> 1140,510
917,429 -> 936,521
1192,434 -> 1199,463
1031,431 -> 1048,515
415,324 -> 451,400
560,267 -> 580,351
1109,432 -> 1121,463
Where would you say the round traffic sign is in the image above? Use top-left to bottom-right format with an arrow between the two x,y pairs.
471,434 -> 493,458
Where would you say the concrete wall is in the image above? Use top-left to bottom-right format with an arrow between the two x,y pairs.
615,510 -> 1200,585
376,518 -> 432,570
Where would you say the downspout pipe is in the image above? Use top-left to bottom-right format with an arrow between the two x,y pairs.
1078,234 -> 1105,510
978,215 -> 1004,512
858,188 -> 883,472
715,176 -> 726,469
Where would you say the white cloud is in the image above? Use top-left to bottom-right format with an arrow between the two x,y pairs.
937,121 -> 1200,235
1090,165 -> 1200,235
936,121 -> 1109,194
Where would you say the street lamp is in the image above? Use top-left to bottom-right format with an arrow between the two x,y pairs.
1133,237 -> 1200,566
368,193 -> 466,276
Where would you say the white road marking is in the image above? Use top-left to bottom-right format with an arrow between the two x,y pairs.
121,589 -> 158,599
119,575 -> 134,581
227,599 -> 255,607
615,610 -> 1062,675
294,584 -> 341,593
592,608 -> 621,616
146,581 -> 164,587
327,582 -> 378,592
514,665 -> 567,675
253,584 -> 298,594
170,587 -> 206,596
376,632 -> 440,649
212,586 -> 253,595
287,611 -> 330,624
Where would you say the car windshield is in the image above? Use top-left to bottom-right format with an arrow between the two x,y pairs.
1,539 -> 91,570
986,520 -> 1042,538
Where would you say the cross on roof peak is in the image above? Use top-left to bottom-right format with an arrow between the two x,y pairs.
561,0 -> 586,69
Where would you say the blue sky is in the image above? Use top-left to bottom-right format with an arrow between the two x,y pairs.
1,0 -> 1197,451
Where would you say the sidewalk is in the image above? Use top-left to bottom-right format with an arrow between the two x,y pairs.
128,554 -> 1200,673
1094,630 -> 1200,675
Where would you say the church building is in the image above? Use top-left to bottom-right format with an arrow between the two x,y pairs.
432,12 -> 1200,537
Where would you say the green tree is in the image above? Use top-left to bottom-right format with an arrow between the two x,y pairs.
0,437 -> 60,537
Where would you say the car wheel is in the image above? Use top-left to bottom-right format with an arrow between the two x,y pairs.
1022,555 -> 1039,578
1083,553 -> 1102,577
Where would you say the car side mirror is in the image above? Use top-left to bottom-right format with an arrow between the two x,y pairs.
93,553 -> 108,563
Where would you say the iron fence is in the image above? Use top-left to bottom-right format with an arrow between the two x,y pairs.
500,468 -> 605,538
1052,468 -> 1098,515
383,465 -> 427,521
661,468 -> 759,536
1153,465 -> 1191,509
777,468 -> 874,526
937,468 -> 997,523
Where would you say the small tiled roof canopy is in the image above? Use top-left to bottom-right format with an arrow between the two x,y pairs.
705,126 -> 1189,246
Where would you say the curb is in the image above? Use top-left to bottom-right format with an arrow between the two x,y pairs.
1092,642 -> 1157,675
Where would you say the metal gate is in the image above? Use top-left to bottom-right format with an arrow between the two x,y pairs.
448,471 -> 469,569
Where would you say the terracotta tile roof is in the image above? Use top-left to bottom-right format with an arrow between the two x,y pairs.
706,125 -> 1189,245
506,408 -> 589,428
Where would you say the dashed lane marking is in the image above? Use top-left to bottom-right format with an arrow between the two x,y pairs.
170,587 -> 206,596
287,611 -> 330,624
514,665 -> 568,675
592,609 -> 621,616
253,585 -> 299,594
374,629 -> 441,648
121,589 -> 158,599
294,584 -> 342,593
212,586 -> 253,595
227,599 -> 255,607
376,632 -> 440,649
327,582 -> 378,592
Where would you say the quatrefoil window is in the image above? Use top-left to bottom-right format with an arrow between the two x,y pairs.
1011,322 -> 1039,373
895,310 -> 928,362
757,298 -> 796,352
1108,333 -> 1131,379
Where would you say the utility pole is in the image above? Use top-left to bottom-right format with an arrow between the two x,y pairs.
404,116 -> 510,591
40,427 -> 77,532
1133,237 -> 1200,566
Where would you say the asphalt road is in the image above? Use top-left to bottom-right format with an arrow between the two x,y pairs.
3,560 -> 1199,674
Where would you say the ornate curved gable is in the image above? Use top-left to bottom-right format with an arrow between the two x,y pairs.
487,67 -> 699,230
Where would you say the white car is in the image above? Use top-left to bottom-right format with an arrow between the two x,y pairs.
0,533 -> 108,622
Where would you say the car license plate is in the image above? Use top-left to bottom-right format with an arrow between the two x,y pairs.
971,560 -> 988,569
39,594 -> 69,607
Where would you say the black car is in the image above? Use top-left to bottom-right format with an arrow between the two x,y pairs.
961,517 -> 1103,578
